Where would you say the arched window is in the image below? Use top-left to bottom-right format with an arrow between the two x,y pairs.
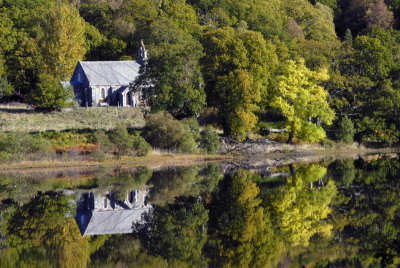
101,88 -> 106,99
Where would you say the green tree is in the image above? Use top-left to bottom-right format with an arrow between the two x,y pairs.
330,27 -> 400,144
29,73 -> 73,109
202,27 -> 278,141
134,17 -> 206,117
336,116 -> 355,143
0,77 -> 13,99
285,0 -> 337,42
268,58 -> 335,142
199,126 -> 221,154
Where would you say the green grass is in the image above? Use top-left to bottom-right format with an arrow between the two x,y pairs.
0,105 -> 145,132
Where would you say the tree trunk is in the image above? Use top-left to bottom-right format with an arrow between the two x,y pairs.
287,131 -> 294,143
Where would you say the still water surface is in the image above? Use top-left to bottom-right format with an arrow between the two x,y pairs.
0,156 -> 399,267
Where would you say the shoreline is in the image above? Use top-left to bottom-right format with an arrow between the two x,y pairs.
0,154 -> 234,172
1,144 -> 398,173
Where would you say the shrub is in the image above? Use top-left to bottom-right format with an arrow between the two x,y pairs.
131,132 -> 152,156
0,134 -> 21,154
0,152 -> 12,162
296,121 -> 326,142
144,112 -> 186,149
199,126 -> 221,154
177,133 -> 199,154
37,131 -> 89,146
19,135 -> 52,154
182,117 -> 200,140
93,130 -> 113,152
0,133 -> 53,160
109,125 -> 133,155
336,116 -> 355,144
29,73 -> 73,109
144,112 -> 206,153
91,149 -> 112,161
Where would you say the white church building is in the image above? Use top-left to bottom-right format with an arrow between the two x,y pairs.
64,42 -> 147,107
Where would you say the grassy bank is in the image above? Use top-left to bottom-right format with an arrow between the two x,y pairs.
0,104 -> 145,132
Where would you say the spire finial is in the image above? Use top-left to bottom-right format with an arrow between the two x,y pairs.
138,40 -> 147,64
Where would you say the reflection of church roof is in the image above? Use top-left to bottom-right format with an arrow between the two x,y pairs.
77,208 -> 150,236
75,190 -> 150,236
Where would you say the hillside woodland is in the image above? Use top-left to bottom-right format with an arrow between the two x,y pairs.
1,0 -> 400,144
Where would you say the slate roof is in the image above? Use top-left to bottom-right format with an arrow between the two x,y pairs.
76,207 -> 150,236
79,61 -> 141,86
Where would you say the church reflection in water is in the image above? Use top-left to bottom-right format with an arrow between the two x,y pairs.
75,189 -> 151,236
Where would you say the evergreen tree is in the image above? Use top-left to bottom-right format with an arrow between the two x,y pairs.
29,73 -> 72,109
336,116 -> 355,144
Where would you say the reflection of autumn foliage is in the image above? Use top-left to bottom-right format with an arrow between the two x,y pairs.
210,171 -> 265,267
265,165 -> 337,247
208,167 -> 337,267
6,192 -> 90,268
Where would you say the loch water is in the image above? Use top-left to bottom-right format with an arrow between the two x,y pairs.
0,155 -> 399,267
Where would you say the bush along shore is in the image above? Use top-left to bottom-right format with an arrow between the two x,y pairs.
1,108 -> 399,169
0,112 -> 222,165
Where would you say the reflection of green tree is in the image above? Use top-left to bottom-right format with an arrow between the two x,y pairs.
95,167 -> 153,201
149,165 -> 222,205
138,197 -> 209,264
90,236 -> 169,268
329,159 -> 356,186
334,157 -> 400,266
4,192 -> 90,268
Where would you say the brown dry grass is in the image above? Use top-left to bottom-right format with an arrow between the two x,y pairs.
0,105 -> 145,132
0,153 -> 234,172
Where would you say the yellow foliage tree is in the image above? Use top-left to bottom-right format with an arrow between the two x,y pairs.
269,58 -> 335,142
40,4 -> 86,80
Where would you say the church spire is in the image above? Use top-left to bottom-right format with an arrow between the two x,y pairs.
138,40 -> 147,64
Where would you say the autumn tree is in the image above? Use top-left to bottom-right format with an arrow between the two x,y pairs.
338,0 -> 394,36
268,58 -> 335,142
40,4 -> 86,80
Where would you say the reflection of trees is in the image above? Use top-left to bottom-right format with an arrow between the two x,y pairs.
137,196 -> 209,264
333,157 -> 400,266
149,164 -> 222,205
208,170 -> 268,267
4,192 -> 90,268
292,157 -> 400,267
329,159 -> 356,186
208,166 -> 337,267
95,167 -> 152,200
264,164 -> 337,247
2,159 -> 398,267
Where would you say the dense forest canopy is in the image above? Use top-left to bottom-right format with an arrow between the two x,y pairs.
2,0 -> 400,143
